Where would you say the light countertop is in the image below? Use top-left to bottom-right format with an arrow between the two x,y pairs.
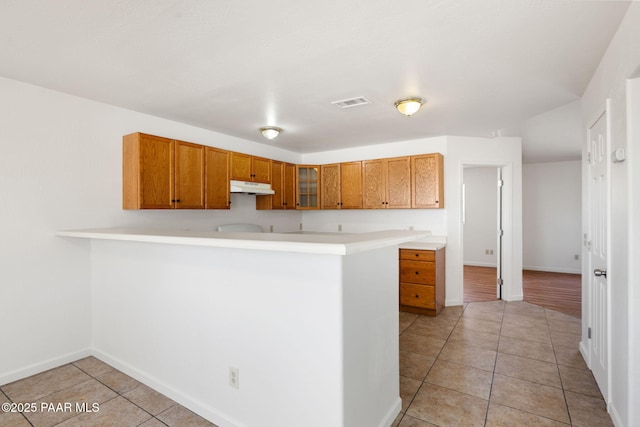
399,241 -> 446,251
57,227 -> 431,255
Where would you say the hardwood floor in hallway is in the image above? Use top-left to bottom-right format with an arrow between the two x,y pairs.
464,266 -> 582,318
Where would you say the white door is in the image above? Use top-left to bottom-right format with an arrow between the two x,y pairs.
588,111 -> 609,400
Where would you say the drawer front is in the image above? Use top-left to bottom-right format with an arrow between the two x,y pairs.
400,249 -> 435,262
400,260 -> 435,284
400,283 -> 435,309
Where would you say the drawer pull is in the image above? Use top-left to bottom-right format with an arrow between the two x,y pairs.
415,271 -> 419,275
415,294 -> 419,298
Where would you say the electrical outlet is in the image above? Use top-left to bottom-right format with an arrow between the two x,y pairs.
489,250 -> 494,255
409,225 -> 414,231
299,223 -> 303,230
269,225 -> 274,233
574,254 -> 580,261
229,367 -> 239,389
338,224 -> 342,232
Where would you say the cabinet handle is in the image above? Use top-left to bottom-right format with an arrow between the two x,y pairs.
415,294 -> 419,299
415,253 -> 419,257
415,271 -> 419,275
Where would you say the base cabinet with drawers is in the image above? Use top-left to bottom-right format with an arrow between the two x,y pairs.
399,247 -> 445,316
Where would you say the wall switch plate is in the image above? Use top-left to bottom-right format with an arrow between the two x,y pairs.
229,367 -> 239,389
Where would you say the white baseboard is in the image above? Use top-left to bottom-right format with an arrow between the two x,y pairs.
0,348 -> 91,386
92,349 -> 243,427
608,402 -> 624,427
379,397 -> 401,427
579,340 -> 590,368
504,294 -> 523,302
445,298 -> 464,307
523,265 -> 581,275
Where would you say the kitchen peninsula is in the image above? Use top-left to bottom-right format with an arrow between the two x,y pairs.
57,228 -> 430,427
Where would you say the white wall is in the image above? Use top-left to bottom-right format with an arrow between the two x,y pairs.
522,161 -> 581,274
463,167 -> 498,267
447,136 -> 523,304
0,76 -> 302,384
500,100 -> 583,163
580,3 -> 640,426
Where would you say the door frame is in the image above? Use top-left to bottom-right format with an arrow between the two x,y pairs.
461,163 -> 515,300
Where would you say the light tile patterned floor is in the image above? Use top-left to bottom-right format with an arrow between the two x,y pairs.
0,301 -> 611,426
0,357 -> 217,427
395,300 -> 613,427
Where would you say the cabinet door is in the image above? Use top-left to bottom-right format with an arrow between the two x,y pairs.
175,141 -> 205,209
230,152 -> 253,181
362,159 -> 386,209
205,147 -> 230,209
386,157 -> 411,209
136,134 -> 174,209
340,161 -> 363,209
412,153 -> 444,208
296,165 -> 320,209
252,156 -> 271,184
270,160 -> 284,209
283,163 -> 296,210
321,164 -> 341,209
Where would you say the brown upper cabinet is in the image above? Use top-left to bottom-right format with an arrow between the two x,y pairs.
296,165 -> 320,209
123,133 -> 205,209
362,157 -> 411,209
412,153 -> 444,208
321,162 -> 363,209
256,161 -> 296,210
230,152 -> 271,183
205,147 -> 231,209
123,131 -> 444,211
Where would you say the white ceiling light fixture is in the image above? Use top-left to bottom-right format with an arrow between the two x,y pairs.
395,98 -> 425,116
259,126 -> 282,140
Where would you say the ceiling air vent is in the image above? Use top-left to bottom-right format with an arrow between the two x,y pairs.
331,96 -> 372,109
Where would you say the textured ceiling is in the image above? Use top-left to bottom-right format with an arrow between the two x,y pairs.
0,0 -> 630,159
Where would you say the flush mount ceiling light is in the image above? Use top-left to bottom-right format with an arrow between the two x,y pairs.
259,126 -> 282,140
394,98 -> 425,116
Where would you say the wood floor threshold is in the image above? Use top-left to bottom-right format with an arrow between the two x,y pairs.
463,265 -> 581,318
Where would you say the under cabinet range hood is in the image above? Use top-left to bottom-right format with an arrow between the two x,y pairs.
229,180 -> 275,195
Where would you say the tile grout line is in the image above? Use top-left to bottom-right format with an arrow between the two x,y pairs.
546,307 -> 575,426
483,302 -> 506,426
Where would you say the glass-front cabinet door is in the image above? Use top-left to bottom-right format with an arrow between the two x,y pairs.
296,165 -> 320,209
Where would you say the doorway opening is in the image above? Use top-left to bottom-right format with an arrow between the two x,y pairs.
462,166 -> 503,303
